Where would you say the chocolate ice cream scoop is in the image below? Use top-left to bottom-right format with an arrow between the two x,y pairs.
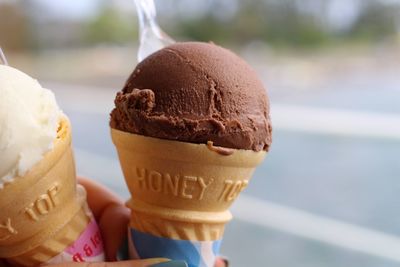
110,42 -> 272,151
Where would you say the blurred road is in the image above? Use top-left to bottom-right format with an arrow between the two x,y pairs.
45,80 -> 400,267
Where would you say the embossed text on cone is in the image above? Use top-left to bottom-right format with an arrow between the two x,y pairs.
111,128 -> 266,241
0,117 -> 89,265
7,187 -> 91,266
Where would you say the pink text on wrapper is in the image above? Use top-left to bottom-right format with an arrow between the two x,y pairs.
46,220 -> 105,264
66,220 -> 104,261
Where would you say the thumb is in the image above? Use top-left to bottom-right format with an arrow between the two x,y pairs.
48,258 -> 175,267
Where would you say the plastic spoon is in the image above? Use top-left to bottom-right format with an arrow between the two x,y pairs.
134,0 -> 175,62
0,47 -> 8,65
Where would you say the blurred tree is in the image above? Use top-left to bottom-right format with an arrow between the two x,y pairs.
84,2 -> 138,45
347,1 -> 399,42
167,0 -> 330,48
0,3 -> 29,51
255,0 -> 330,47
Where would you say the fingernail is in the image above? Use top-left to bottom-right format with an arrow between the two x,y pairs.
149,261 -> 188,267
221,256 -> 230,267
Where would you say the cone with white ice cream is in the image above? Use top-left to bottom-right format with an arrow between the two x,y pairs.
0,65 -> 104,266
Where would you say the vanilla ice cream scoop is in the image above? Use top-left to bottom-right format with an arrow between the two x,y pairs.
0,65 -> 62,187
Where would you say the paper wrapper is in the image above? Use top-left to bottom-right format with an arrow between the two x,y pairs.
0,117 -> 104,266
111,128 -> 266,267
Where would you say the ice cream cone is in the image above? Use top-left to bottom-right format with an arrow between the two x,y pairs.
109,41 -> 271,267
0,117 -> 91,265
111,128 -> 266,241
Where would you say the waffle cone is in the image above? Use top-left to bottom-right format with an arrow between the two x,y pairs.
0,117 -> 83,261
111,128 -> 266,241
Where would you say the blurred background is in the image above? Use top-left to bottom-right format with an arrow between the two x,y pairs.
1,0 -> 400,266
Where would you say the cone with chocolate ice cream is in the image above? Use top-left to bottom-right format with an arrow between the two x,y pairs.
111,42 -> 272,265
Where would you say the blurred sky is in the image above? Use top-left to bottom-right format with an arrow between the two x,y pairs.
34,0 -> 99,19
33,0 -> 133,20
30,0 -> 400,26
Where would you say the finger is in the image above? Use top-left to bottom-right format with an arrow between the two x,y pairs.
77,177 -> 130,260
99,203 -> 130,260
47,258 -> 170,267
214,257 -> 229,267
77,177 -> 124,221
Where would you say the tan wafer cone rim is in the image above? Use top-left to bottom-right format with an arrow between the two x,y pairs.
111,127 -> 266,213
111,128 -> 266,167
